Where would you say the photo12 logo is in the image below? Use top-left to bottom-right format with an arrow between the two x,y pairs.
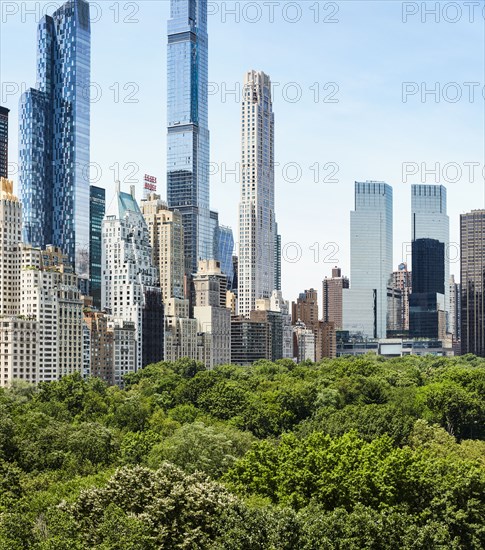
402,2 -> 485,23
207,1 -> 340,24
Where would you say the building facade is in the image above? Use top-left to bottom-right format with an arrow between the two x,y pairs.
164,298 -> 199,362
231,316 -> 270,366
90,186 -> 105,308
141,194 -> 185,302
411,185 -> 450,329
217,225 -> 235,289
389,263 -> 412,332
292,288 -> 319,327
460,210 -> 485,356
322,267 -> 349,330
20,244 -> 83,382
0,107 -> 9,179
293,321 -> 316,363
238,70 -> 276,316
193,260 -> 231,368
102,184 -> 163,372
19,0 -> 91,282
409,238 -> 446,340
344,181 -> 393,338
167,0 -> 212,274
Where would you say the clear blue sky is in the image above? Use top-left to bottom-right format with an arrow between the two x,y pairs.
1,1 -> 484,302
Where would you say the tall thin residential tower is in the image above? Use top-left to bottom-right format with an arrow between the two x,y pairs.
19,0 -> 91,282
167,0 -> 212,274
238,70 -> 276,317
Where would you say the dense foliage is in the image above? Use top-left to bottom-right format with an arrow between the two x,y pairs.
1,355 -> 485,548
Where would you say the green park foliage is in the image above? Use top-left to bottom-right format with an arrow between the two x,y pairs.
0,354 -> 484,548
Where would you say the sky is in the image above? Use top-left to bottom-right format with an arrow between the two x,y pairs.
1,0 -> 484,303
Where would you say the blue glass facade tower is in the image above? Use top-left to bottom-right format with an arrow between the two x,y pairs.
343,181 -> 393,338
0,107 -> 9,178
217,225 -> 235,288
90,185 -> 105,308
19,0 -> 91,281
167,0 -> 212,275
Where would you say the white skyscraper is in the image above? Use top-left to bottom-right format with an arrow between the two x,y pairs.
411,185 -> 450,330
102,184 -> 162,372
344,181 -> 393,338
238,70 -> 276,317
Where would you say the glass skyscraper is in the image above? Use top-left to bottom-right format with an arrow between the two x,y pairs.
89,185 -> 105,309
167,0 -> 212,274
217,225 -> 235,289
460,210 -> 485,356
19,0 -> 91,281
0,107 -> 9,179
409,238 -> 446,339
411,185 -> 450,330
344,181 -> 393,338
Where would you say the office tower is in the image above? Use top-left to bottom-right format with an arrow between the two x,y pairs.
322,267 -> 349,329
389,263 -> 412,331
449,275 -> 460,341
102,184 -> 163,371
19,0 -> 91,283
20,244 -> 83,382
343,181 -> 393,338
293,321 -> 316,363
90,186 -> 105,308
141,194 -> 185,302
270,290 -> 292,358
193,259 -> 231,367
460,210 -> 485,356
315,321 -> 337,360
83,310 -> 114,384
164,298 -> 199,362
292,288 -> 319,327
167,0 -> 212,274
0,107 -> 9,178
238,70 -> 276,317
231,316 -> 271,365
409,238 -> 446,339
217,225 -> 235,289
411,185 -> 449,328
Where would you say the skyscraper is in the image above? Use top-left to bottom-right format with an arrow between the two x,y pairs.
411,185 -> 449,328
90,186 -> 105,309
460,210 -> 485,356
19,0 -> 91,281
409,238 -> 446,339
238,70 -> 276,317
167,0 -> 212,274
343,181 -> 393,338
0,107 -> 9,179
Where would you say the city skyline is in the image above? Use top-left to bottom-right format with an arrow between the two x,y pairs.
1,0 -> 483,302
